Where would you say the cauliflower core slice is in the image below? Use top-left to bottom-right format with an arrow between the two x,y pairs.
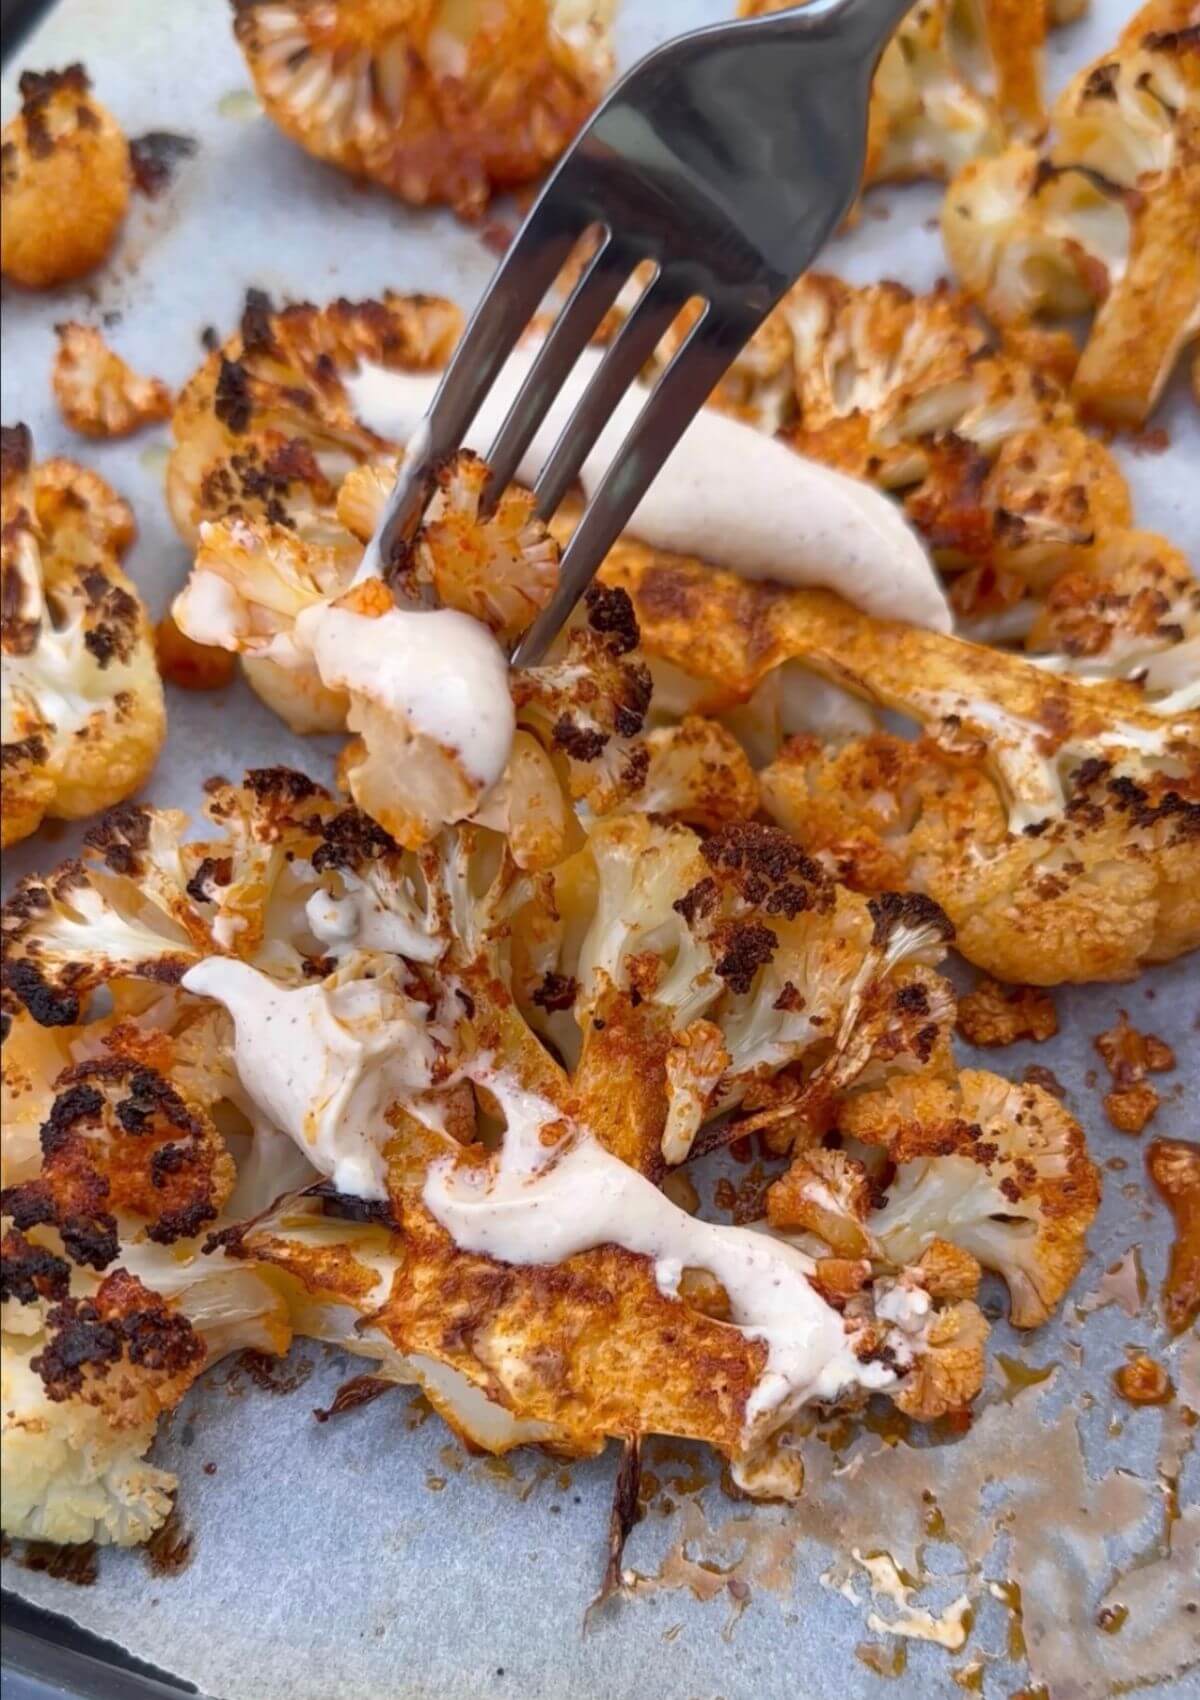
0,65 -> 130,289
1,427 -> 165,848
942,2 -> 1200,425
52,324 -> 172,440
611,545 -> 1200,985
232,0 -> 614,218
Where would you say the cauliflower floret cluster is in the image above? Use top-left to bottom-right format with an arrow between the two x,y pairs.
0,65 -> 130,289
774,273 -> 1200,673
741,0 -> 1069,189
1,425 -> 166,848
2,757 -> 1016,1516
0,1012 -> 294,1547
610,543 -> 1200,985
52,323 -> 172,440
231,0 -> 614,219
943,0 -> 1200,426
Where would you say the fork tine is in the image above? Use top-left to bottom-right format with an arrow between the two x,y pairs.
512,304 -> 756,668
530,274 -> 693,523
479,232 -> 645,516
367,222 -> 581,573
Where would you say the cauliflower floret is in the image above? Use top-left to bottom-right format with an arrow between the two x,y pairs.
0,995 -> 301,1548
956,976 -> 1058,1047
52,323 -> 172,440
548,813 -> 954,1169
400,451 -> 558,645
0,66 -> 130,289
741,0 -> 1058,186
0,772 -> 349,1021
943,3 -> 1200,425
173,514 -> 353,733
167,286 -> 461,547
512,583 -> 652,815
612,547 -> 1200,984
231,0 -> 613,219
1025,530 -> 1200,710
1,426 -> 165,847
843,1069 -> 1100,1327
619,716 -> 760,832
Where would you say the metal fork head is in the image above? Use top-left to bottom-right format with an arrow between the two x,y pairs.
368,0 -> 914,663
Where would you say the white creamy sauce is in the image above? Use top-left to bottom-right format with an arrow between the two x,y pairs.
422,1071 -> 902,1431
344,350 -> 951,632
181,958 -> 441,1200
295,601 -> 515,793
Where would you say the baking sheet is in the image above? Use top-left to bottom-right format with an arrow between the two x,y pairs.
1,2 -> 1197,1697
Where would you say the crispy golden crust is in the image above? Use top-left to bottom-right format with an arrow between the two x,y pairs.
52,324 -> 172,440
379,1202 -> 765,1458
0,66 -> 130,289
231,0 -> 612,218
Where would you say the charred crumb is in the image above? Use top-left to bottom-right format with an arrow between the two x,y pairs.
553,717 -> 608,761
711,921 -> 777,994
239,287 -> 276,354
234,1349 -> 312,1396
583,583 -> 640,655
531,971 -> 577,1013
0,1228 -> 71,1305
214,357 -> 252,433
311,805 -> 397,873
313,1374 -> 396,1422
0,422 -> 33,480
185,855 -> 233,903
310,1183 -> 400,1231
200,325 -> 220,353
129,131 -> 197,197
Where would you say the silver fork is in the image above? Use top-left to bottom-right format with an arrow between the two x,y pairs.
368,0 -> 913,667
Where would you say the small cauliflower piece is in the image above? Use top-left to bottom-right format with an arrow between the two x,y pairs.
839,1069 -> 1101,1327
1,66 -> 130,289
231,0 -> 614,219
623,716 -> 760,832
956,977 -> 1058,1047
1,427 -> 165,848
154,613 -> 237,692
406,450 -> 558,644
943,3 -> 1200,425
1094,1009 -> 1175,1134
52,324 -> 172,440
